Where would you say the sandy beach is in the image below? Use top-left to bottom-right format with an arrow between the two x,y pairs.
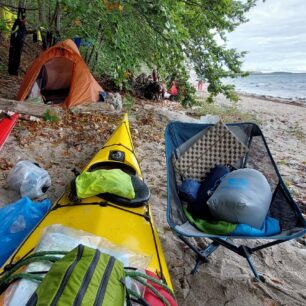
0,93 -> 305,305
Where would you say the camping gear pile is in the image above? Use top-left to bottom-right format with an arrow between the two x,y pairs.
165,120 -> 306,280
0,115 -> 177,305
175,121 -> 276,236
129,73 -> 178,101
130,73 -> 163,100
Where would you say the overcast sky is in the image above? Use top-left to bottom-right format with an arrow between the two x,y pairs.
227,0 -> 306,73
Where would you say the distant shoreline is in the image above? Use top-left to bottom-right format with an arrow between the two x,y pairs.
237,91 -> 306,108
248,71 -> 306,75
196,90 -> 306,107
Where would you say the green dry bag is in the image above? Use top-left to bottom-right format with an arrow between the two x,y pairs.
26,245 -> 126,306
76,169 -> 135,199
0,245 -> 177,306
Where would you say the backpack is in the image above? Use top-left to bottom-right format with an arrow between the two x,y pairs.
0,245 -> 177,306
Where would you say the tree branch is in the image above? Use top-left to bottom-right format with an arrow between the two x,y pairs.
132,6 -> 169,42
0,2 -> 38,11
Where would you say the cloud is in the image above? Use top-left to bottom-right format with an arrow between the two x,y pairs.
227,0 -> 306,72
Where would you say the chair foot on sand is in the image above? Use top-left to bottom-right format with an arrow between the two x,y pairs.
191,241 -> 220,275
179,235 -> 269,282
239,245 -> 264,282
178,235 -> 220,274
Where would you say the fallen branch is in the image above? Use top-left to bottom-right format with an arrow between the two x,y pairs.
0,98 -> 62,118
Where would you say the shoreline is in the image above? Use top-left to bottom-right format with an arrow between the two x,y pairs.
195,88 -> 306,107
237,91 -> 306,107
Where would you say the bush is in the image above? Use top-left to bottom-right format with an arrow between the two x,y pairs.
43,109 -> 60,122
122,94 -> 134,110
177,79 -> 196,107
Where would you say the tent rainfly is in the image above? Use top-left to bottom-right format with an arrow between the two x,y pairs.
17,39 -> 104,109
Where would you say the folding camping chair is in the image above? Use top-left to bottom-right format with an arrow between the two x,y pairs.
165,121 -> 306,282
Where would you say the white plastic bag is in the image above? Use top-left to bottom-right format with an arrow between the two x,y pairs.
4,225 -> 150,306
7,160 -> 51,199
199,114 -> 220,124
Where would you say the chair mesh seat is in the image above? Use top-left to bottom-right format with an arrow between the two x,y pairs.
165,121 -> 306,240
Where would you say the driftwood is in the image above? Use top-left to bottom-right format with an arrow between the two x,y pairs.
69,102 -> 120,115
0,98 -> 62,117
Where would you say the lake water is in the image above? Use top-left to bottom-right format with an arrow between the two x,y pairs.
225,73 -> 306,101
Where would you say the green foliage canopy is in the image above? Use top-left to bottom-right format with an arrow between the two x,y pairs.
1,0 -> 257,103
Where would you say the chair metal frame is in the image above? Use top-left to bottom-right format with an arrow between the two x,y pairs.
177,234 -> 292,281
165,121 -> 306,282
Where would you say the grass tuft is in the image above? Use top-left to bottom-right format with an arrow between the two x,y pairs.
288,122 -> 305,141
43,109 -> 60,122
123,94 -> 134,110
191,98 -> 261,124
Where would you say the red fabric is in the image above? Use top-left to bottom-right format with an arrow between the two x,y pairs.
0,114 -> 18,151
143,270 -> 178,306
169,84 -> 178,96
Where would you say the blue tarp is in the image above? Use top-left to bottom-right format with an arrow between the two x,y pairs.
73,37 -> 92,48
73,37 -> 81,48
0,197 -> 51,267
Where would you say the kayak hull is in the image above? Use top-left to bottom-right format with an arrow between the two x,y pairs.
0,114 -> 173,294
0,114 -> 18,151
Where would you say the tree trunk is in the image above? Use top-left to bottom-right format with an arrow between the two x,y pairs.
87,45 -> 96,68
55,2 -> 61,32
88,24 -> 103,67
50,0 -> 60,31
91,33 -> 104,72
37,0 -> 47,26
18,0 -> 25,7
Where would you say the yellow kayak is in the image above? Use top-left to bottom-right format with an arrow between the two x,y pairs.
0,114 -> 172,297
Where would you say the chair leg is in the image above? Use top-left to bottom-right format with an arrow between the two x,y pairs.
191,241 -> 220,274
177,235 -> 220,274
191,257 -> 206,275
239,246 -> 265,282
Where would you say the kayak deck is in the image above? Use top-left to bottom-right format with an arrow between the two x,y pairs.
7,202 -> 172,287
0,114 -> 173,291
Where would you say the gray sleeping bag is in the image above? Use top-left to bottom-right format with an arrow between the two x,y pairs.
207,169 -> 272,229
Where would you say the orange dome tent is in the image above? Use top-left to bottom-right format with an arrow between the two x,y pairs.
17,39 -> 103,109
